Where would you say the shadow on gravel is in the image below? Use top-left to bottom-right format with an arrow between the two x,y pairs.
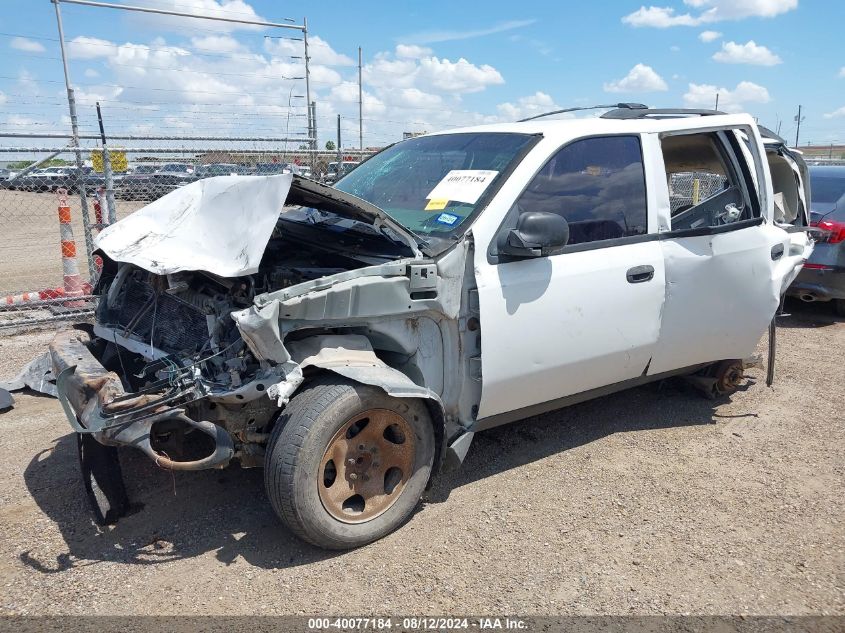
777,297 -> 844,329
20,372 -> 751,573
21,433 -> 336,573
429,376 -> 736,501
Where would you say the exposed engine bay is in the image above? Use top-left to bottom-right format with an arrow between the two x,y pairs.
64,174 -> 422,470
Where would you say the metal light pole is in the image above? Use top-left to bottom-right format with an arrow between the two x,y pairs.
358,46 -> 363,152
52,0 -> 95,275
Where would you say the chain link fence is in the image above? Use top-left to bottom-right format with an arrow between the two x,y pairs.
0,138 -> 372,330
668,172 -> 728,215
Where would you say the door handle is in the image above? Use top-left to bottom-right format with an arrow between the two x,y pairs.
626,265 -> 655,284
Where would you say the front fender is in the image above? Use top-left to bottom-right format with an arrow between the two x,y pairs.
282,334 -> 448,480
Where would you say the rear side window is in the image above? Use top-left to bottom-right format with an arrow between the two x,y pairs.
662,131 -> 759,230
514,135 -> 647,246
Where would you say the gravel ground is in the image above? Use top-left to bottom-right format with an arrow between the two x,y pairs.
0,300 -> 843,616
0,189 -> 143,295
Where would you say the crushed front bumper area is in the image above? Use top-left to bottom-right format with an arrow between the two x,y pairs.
49,328 -> 234,470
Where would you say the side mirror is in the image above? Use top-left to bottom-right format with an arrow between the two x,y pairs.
501,211 -> 570,258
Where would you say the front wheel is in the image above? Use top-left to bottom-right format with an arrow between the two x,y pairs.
264,376 -> 435,549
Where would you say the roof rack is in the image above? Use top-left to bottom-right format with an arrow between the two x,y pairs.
517,102 -> 648,123
600,107 -> 725,120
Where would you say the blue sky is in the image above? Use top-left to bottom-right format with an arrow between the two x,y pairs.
1,0 -> 843,148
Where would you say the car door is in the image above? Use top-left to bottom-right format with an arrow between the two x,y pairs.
474,135 -> 666,420
646,125 -> 805,375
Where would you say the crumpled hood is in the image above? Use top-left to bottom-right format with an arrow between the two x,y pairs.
96,175 -> 294,277
96,174 -> 421,278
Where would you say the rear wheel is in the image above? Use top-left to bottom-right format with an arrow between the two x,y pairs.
264,376 -> 435,549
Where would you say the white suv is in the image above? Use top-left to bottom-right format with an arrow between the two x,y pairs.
51,105 -> 812,549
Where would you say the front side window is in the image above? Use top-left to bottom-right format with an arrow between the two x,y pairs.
513,135 -> 648,245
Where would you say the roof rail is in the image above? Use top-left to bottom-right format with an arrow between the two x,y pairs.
518,102 -> 648,123
601,107 -> 725,120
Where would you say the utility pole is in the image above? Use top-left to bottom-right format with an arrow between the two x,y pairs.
303,16 -> 314,170
336,114 -> 342,165
714,93 -> 719,111
358,46 -> 363,153
52,0 -> 95,275
311,101 -> 317,172
794,105 -> 804,147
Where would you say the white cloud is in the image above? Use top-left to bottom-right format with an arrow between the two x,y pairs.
823,106 -> 845,119
496,91 -> 560,121
713,40 -> 782,65
395,44 -> 433,59
127,0 -> 267,33
84,68 -> 100,78
683,0 -> 798,20
623,7 -> 700,27
67,36 -> 116,59
623,0 -> 797,27
307,36 -> 355,67
387,88 -> 444,109
74,85 -> 124,107
401,19 -> 536,44
604,63 -> 668,93
670,45 -> 681,52
0,91 -> 6,105
698,30 -> 722,41
265,34 -> 353,67
10,37 -> 46,53
329,81 -> 386,115
839,66 -> 845,78
190,35 -> 244,54
417,57 -> 504,93
683,80 -> 770,112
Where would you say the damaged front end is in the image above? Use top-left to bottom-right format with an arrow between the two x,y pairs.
51,327 -> 235,470
50,174 -> 433,473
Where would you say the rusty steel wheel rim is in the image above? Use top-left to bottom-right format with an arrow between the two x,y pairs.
318,408 -> 416,524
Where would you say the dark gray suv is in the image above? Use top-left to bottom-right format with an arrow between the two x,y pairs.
789,165 -> 845,315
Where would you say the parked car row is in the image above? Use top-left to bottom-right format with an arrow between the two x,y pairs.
0,161 -> 314,200
1,166 -> 127,194
115,162 -> 312,201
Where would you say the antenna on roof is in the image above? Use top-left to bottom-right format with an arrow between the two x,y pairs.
518,103 -> 648,123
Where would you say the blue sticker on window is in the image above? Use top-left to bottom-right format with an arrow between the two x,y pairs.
435,212 -> 460,226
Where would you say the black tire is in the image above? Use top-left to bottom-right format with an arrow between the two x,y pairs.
264,376 -> 435,549
835,299 -> 845,318
77,433 -> 129,525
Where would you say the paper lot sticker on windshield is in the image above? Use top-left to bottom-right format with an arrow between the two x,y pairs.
426,170 -> 499,205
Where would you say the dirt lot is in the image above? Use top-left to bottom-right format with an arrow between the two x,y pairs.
0,301 -> 843,616
0,189 -> 143,295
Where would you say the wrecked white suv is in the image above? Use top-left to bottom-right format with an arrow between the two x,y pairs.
50,105 -> 812,549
